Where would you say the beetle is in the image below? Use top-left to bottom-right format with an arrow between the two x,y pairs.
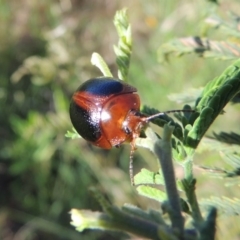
69,77 -> 145,149
69,77 -> 193,184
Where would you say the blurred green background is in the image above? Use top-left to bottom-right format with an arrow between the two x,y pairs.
0,0 -> 240,239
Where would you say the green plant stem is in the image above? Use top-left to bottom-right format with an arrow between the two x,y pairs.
182,157 -> 203,225
89,187 -> 176,240
182,178 -> 203,226
187,188 -> 203,225
145,125 -> 184,237
183,158 -> 193,181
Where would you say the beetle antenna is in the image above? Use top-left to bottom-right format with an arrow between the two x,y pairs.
145,109 -> 195,121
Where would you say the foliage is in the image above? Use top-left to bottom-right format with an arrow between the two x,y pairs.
158,14 -> 240,61
69,7 -> 240,240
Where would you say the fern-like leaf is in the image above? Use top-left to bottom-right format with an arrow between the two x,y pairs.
113,9 -> 132,81
201,137 -> 240,152
159,37 -> 240,61
205,15 -> 240,38
186,59 -> 240,150
220,151 -> 240,177
213,131 -> 240,145
201,197 -> 240,215
141,105 -> 193,141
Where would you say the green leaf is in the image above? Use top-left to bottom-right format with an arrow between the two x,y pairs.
136,185 -> 167,203
141,105 -> 185,141
201,197 -> 240,216
91,52 -> 113,77
113,8 -> 132,81
186,59 -> 240,150
200,136 -> 240,153
65,128 -> 81,139
213,131 -> 240,145
159,37 -> 240,61
134,168 -> 164,185
221,151 -> 240,168
70,209 -> 127,233
122,204 -> 166,225
205,15 -> 240,38
219,151 -> 240,178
